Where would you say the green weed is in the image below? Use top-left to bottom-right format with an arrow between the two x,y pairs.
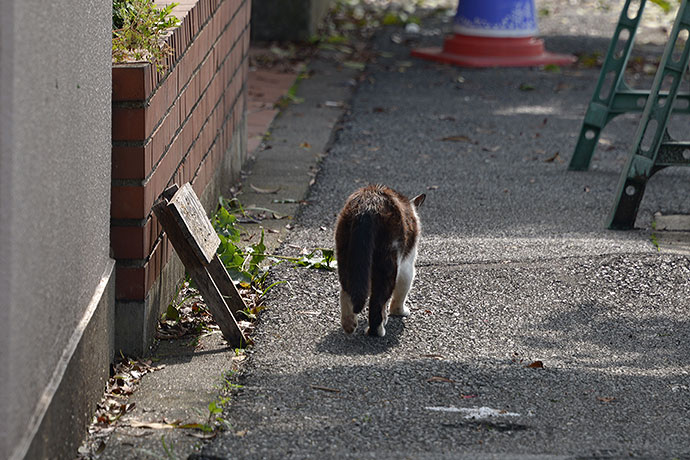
651,233 -> 660,251
112,0 -> 181,72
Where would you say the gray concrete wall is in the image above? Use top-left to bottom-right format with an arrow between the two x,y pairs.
251,0 -> 334,41
0,1 -> 114,459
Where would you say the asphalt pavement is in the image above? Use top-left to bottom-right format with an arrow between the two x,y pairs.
94,2 -> 690,459
195,3 -> 690,459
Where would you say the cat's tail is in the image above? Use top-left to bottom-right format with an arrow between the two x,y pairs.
347,213 -> 375,314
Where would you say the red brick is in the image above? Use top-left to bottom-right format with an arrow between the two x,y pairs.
111,224 -> 148,260
110,213 -> 163,260
115,232 -> 172,301
112,106 -> 147,141
113,145 -> 148,180
116,265 -> 146,300
147,170 -> 166,209
111,185 -> 145,219
112,64 -> 153,102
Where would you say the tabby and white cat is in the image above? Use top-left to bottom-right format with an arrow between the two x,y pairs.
335,185 -> 425,337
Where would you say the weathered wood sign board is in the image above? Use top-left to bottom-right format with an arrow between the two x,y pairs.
153,183 -> 247,347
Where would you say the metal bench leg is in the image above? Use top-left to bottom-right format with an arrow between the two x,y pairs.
608,0 -> 690,229
570,0 -> 647,171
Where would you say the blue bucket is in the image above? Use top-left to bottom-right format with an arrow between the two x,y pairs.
454,0 -> 538,38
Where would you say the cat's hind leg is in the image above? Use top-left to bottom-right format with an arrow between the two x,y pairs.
389,249 -> 416,317
366,256 -> 397,337
340,289 -> 357,334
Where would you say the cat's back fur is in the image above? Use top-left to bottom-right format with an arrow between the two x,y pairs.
335,185 -> 425,337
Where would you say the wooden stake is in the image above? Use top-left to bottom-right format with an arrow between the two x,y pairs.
153,184 -> 247,347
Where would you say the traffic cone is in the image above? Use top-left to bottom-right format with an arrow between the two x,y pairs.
411,0 -> 576,68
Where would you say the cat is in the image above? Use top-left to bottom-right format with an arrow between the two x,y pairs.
335,185 -> 425,337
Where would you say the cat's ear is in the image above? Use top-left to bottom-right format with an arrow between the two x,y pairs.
411,193 -> 426,208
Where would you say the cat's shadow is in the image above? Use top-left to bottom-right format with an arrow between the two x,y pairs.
316,317 -> 405,356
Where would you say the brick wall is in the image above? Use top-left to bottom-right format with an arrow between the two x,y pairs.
111,0 -> 249,354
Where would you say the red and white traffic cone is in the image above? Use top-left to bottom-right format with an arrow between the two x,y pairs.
411,0 -> 576,68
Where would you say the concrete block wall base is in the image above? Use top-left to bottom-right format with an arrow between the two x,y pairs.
20,261 -> 115,460
115,254 -> 184,357
222,112 -> 248,195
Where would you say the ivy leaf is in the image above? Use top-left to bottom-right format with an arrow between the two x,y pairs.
248,229 -> 267,276
164,304 -> 180,322
649,0 -> 672,13
227,267 -> 252,285
292,249 -> 337,271
208,401 -> 222,415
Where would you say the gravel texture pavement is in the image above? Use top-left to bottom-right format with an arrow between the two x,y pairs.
164,1 -> 690,458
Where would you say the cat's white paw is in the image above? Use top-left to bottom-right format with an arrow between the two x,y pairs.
365,324 -> 386,337
390,304 -> 410,317
341,314 -> 356,334
377,323 -> 386,337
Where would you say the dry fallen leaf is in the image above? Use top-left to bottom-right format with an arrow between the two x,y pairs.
311,384 -> 341,393
188,431 -> 217,440
129,420 -> 177,430
95,441 -> 106,454
427,376 -> 455,383
527,361 -> 544,368
597,396 -> 616,403
441,135 -> 472,143
544,152 -> 562,163
300,142 -> 311,149
250,184 -> 280,194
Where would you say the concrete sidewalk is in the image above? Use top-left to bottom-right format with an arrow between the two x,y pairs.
91,1 -> 690,459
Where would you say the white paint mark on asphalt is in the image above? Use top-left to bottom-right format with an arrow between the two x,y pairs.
425,406 -> 521,419
494,105 -> 559,115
